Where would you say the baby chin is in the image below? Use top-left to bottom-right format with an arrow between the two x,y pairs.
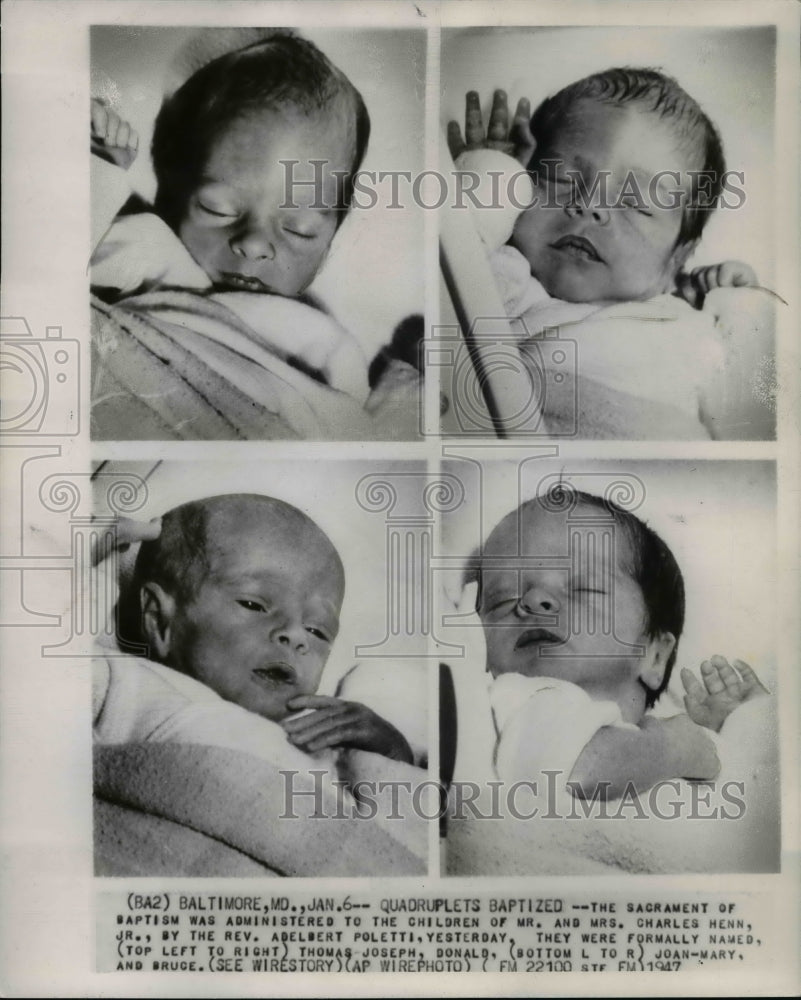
535,253 -> 613,303
247,663 -> 303,720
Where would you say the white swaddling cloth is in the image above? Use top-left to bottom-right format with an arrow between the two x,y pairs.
490,672 -> 628,808
93,653 -> 339,774
489,244 -> 723,431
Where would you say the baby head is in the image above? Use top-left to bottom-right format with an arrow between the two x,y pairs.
469,487 -> 684,722
512,68 -> 725,303
152,32 -> 370,296
128,493 -> 345,721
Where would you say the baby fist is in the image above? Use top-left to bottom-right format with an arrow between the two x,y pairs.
91,98 -> 139,170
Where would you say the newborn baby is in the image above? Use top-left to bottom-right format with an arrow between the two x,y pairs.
95,494 -> 414,765
91,31 -> 371,403
448,74 -> 765,438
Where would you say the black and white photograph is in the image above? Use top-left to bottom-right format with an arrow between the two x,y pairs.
438,458 -> 779,875
90,458 -> 430,877
1,0 -> 799,996
90,26 -> 426,441
439,26 -> 780,440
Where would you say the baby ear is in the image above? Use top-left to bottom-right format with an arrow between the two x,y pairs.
140,582 -> 177,662
638,631 -> 677,696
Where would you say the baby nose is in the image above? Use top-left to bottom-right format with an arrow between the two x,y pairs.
230,226 -> 276,262
564,201 -> 610,226
271,618 -> 308,652
518,586 -> 560,615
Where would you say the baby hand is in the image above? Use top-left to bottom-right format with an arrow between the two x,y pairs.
91,98 -> 139,170
90,515 -> 161,567
681,656 -> 768,733
447,89 -> 536,166
281,695 -> 413,763
675,261 -> 758,309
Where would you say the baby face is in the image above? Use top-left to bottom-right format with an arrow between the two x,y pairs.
178,106 -> 355,297
479,502 -> 671,719
511,99 -> 696,303
166,504 -> 344,722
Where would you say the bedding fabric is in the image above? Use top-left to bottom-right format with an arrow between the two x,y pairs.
91,291 -> 420,440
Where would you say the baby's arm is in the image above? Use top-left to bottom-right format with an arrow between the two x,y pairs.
568,713 -> 720,801
493,675 -> 719,801
447,90 -> 537,254
91,99 -> 140,251
681,656 -> 768,733
91,98 -> 211,297
280,695 -> 413,764
675,262 -> 758,309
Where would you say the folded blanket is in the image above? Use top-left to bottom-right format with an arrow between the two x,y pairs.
517,296 -> 719,439
95,743 -> 427,877
446,769 -> 779,876
95,799 -> 280,877
91,291 -> 418,440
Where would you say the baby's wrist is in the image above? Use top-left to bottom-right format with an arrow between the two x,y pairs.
649,715 -> 701,774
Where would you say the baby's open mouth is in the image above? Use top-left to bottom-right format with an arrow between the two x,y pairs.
515,627 -> 563,650
550,235 -> 602,263
218,272 -> 273,293
252,663 -> 297,687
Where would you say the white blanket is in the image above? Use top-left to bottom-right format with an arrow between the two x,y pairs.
91,291 -> 421,440
492,246 -> 776,440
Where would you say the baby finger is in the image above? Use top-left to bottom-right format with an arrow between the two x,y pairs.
487,89 -> 510,144
304,722 -> 364,754
116,120 -> 131,151
282,706 -> 348,737
465,91 -> 485,148
714,657 -> 743,698
699,657 -> 726,694
91,99 -> 109,138
733,659 -> 770,695
447,120 -> 466,160
510,97 -> 536,164
680,666 -> 706,701
693,266 -> 711,291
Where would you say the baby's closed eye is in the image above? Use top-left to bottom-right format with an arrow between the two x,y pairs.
305,625 -> 331,642
280,209 -> 336,241
237,597 -> 268,612
197,201 -> 238,220
193,184 -> 241,221
483,595 -> 519,616
618,193 -> 653,216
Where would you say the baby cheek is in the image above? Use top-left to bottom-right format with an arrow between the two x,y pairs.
179,219 -> 227,266
513,206 -> 560,271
